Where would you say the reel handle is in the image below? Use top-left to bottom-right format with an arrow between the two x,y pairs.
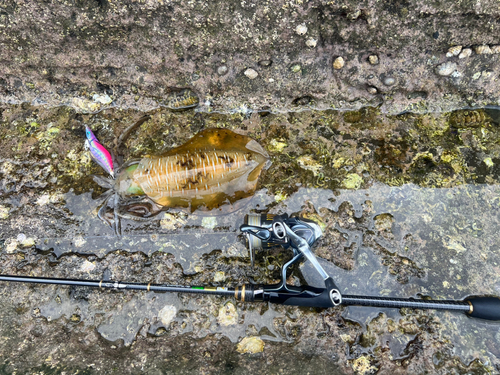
465,296 -> 500,320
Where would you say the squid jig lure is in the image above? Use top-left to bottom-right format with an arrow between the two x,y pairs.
84,125 -> 115,178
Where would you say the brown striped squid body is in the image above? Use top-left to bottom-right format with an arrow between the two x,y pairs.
96,128 -> 269,232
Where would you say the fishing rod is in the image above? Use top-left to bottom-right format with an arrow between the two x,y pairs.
1,214 -> 500,321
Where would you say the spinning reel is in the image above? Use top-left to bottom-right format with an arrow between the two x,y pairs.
240,214 -> 342,307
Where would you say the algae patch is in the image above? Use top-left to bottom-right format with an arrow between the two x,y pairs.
343,173 -> 363,189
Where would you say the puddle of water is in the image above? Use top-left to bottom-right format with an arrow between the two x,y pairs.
32,181 -> 500,365
298,183 -> 500,365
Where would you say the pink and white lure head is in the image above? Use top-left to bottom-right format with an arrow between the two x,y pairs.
84,125 -> 115,178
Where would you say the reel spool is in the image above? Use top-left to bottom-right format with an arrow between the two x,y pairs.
242,213 -> 322,267
243,214 -> 279,267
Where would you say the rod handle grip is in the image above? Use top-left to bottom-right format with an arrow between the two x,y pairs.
465,296 -> 500,321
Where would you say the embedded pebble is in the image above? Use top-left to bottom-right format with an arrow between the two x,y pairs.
244,68 -> 258,79
18,234 -> 35,247
382,77 -> 396,86
217,65 -> 228,75
333,56 -> 345,70
258,60 -> 272,67
5,239 -> 17,253
296,24 -> 307,35
201,216 -> 217,229
74,236 -> 87,248
348,9 -> 361,20
368,55 -> 379,65
214,271 -> 225,282
71,97 -> 101,112
446,46 -> 462,57
218,302 -> 238,326
158,305 -> 177,326
36,194 -> 51,206
475,45 -> 492,54
80,260 -> 96,273
291,64 -> 301,73
305,38 -> 317,48
236,337 -> 265,354
458,48 -> 472,59
367,86 -> 378,94
0,205 -> 9,219
92,94 -> 112,105
436,61 -> 457,76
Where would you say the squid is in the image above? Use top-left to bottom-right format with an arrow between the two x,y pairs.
87,127 -> 269,233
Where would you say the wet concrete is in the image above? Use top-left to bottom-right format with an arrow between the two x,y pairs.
2,1 -> 500,115
1,104 -> 500,373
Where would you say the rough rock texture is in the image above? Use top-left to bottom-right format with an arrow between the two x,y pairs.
1,0 -> 500,114
2,1 -> 500,374
2,105 -> 500,373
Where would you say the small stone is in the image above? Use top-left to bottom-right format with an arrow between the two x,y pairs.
491,45 -> 500,54
0,205 -> 9,219
236,337 -> 265,354
382,77 -> 396,86
333,56 -> 345,70
74,236 -> 87,248
218,302 -> 238,326
258,60 -> 272,67
201,216 -> 217,229
217,65 -> 228,75
36,194 -> 51,206
291,64 -> 301,73
19,237 -> 35,248
244,68 -> 258,80
158,305 -> 177,326
436,61 -> 457,76
70,314 -> 81,323
92,94 -> 112,105
348,9 -> 361,20
446,46 -> 462,57
296,24 -> 307,35
368,55 -> 379,65
80,260 -> 96,273
5,239 -> 17,253
458,48 -> 472,59
475,45 -> 492,54
367,86 -> 378,94
214,271 -> 225,282
305,38 -> 317,48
